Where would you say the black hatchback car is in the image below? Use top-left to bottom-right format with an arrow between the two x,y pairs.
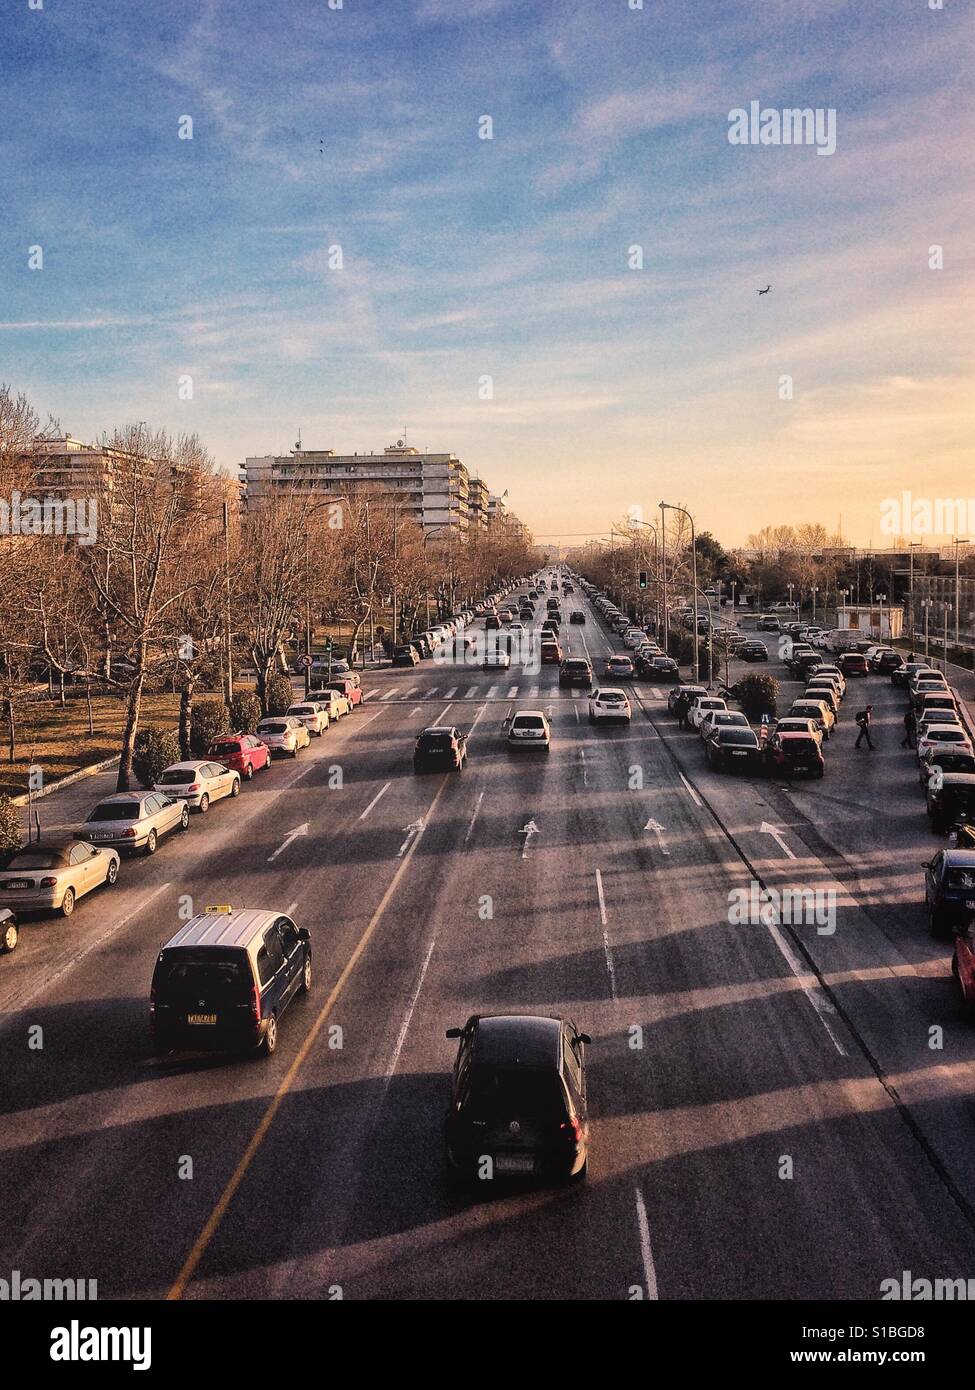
704,726 -> 763,772
559,657 -> 593,687
414,726 -> 468,772
924,850 -> 975,938
444,1014 -> 591,1185
740,640 -> 769,662
767,731 -> 825,779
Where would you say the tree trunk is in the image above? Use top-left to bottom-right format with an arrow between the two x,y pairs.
116,675 -> 145,791
86,678 -> 94,736
5,697 -> 14,765
59,670 -> 66,707
178,676 -> 195,760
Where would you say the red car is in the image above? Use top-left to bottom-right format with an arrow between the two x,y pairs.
540,641 -> 562,664
206,733 -> 271,780
838,653 -> 870,677
953,921 -> 975,1020
311,678 -> 362,708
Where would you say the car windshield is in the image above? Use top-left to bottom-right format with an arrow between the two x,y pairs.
87,802 -> 141,820
4,850 -> 62,869
947,869 -> 975,890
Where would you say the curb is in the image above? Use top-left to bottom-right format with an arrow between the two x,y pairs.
10,752 -> 121,808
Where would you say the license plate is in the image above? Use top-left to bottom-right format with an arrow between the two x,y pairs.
495,1155 -> 535,1174
733,750 -> 748,757
4,879 -> 31,889
90,831 -> 111,840
186,1013 -> 217,1026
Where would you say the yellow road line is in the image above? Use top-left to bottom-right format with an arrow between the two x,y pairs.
167,773 -> 450,1300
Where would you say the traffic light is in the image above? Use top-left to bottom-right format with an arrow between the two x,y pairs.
324,637 -> 333,652
638,570 -> 648,589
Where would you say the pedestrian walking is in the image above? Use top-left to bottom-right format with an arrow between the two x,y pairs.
855,704 -> 875,750
901,707 -> 916,749
675,691 -> 690,729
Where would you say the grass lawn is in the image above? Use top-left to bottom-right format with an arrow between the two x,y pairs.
0,694 -> 182,800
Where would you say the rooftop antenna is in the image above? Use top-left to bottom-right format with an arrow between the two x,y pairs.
295,428 -> 302,452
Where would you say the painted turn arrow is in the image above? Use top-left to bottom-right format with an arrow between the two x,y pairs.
267,823 -> 310,862
644,817 -> 670,855
760,821 -> 796,859
519,818 -> 540,859
398,819 -> 424,857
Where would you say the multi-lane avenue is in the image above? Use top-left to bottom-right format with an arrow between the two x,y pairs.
4,580 -> 975,1301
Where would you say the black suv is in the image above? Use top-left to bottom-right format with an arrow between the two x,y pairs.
444,1014 -> 591,1185
559,657 -> 593,687
414,726 -> 468,772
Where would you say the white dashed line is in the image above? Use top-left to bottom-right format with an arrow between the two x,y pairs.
358,781 -> 391,820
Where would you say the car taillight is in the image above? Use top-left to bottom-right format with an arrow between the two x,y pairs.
121,827 -> 138,837
560,1117 -> 582,1143
40,876 -> 58,887
250,984 -> 262,1023
187,782 -> 201,792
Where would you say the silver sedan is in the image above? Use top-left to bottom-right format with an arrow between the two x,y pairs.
0,839 -> 120,917
82,790 -> 190,855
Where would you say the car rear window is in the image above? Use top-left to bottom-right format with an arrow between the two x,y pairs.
210,742 -> 241,756
259,722 -> 287,733
154,950 -> 250,996
719,730 -> 758,746
4,851 -> 61,869
513,716 -> 545,729
87,802 -> 141,820
419,732 -> 452,746
467,1067 -> 568,1118
158,769 -> 192,784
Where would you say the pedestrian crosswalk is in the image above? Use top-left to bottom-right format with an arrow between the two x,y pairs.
364,683 -> 597,702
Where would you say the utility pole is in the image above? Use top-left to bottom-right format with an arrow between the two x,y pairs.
660,502 -> 668,652
222,499 -> 233,706
954,538 -> 969,648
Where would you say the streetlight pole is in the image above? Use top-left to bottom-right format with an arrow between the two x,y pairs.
875,591 -> 887,642
222,499 -> 233,707
922,599 -> 932,661
659,503 -> 669,653
811,585 -> 819,625
944,603 -> 952,671
954,539 -> 969,648
661,502 -> 698,680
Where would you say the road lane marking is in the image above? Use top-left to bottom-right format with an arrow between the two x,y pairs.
444,687 -> 457,698
764,918 -> 847,1056
380,689 -> 398,700
381,936 -> 437,1105
464,790 -> 485,847
398,819 -> 424,856
362,689 -> 378,700
635,1187 -> 659,1299
352,708 -> 385,732
595,869 -> 618,1000
167,774 -> 451,1300
644,817 -> 670,855
519,818 -> 540,859
432,704 -> 453,726
267,823 -> 310,862
651,687 -> 663,699
678,772 -> 702,806
286,900 -> 299,917
507,685 -> 518,698
464,685 -> 478,697
487,685 -> 498,698
760,821 -> 796,859
358,781 -> 391,820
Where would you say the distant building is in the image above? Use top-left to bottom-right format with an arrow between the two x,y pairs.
468,476 -> 490,532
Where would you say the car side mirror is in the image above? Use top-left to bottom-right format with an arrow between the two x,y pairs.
297,927 -> 311,942
575,1033 -> 592,1046
445,1027 -> 463,1039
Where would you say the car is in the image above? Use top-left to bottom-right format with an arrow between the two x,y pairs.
917,708 -> 963,738
837,652 -> 870,677
256,716 -> 312,757
688,696 -> 728,730
485,615 -> 501,630
541,619 -> 560,636
917,692 -> 958,720
605,655 -> 635,678
392,644 -> 421,667
668,683 -> 706,713
767,731 -> 825,778
740,640 -> 769,662
508,622 -> 525,636
699,709 -> 750,740
313,677 -> 362,709
0,907 -> 17,953
812,665 -> 846,694
155,760 -> 241,811
871,648 -> 903,674
927,773 -> 975,833
589,687 -> 632,723
0,838 -> 120,917
952,920 -> 975,1019
507,710 -> 552,750
414,726 -> 468,772
443,1014 -> 591,1185
911,678 -> 951,709
286,702 -> 330,737
804,684 -> 840,717
756,617 -> 781,633
559,657 -> 593,687
569,611 -> 586,624
919,751 -> 975,789
773,717 -> 823,745
540,641 -> 562,665
311,688 -> 353,721
917,725 -> 974,761
705,725 -> 763,772
149,905 -> 312,1057
789,698 -> 835,738
207,733 -> 271,779
81,791 -> 189,856
482,649 -> 511,671
638,655 -> 680,682
622,630 -> 645,649
924,850 -> 975,938
893,661 -> 937,688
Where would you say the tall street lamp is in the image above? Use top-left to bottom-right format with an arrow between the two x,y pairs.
661,502 -> 698,680
954,539 -> 969,647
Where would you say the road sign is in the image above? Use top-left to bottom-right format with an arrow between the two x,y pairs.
297,655 -> 313,669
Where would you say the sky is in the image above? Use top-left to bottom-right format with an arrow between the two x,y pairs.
1,0 -> 972,547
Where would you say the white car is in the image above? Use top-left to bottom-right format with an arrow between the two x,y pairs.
257,716 -> 312,758
589,687 -> 632,723
287,701 -> 331,736
155,760 -> 240,813
917,725 -> 973,761
483,649 -> 512,670
623,629 -> 645,649
699,709 -> 749,741
813,665 -> 846,695
507,709 -> 551,749
688,696 -> 728,730
313,689 -> 353,721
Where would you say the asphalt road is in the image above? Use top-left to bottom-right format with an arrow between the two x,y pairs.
3,583 -> 975,1301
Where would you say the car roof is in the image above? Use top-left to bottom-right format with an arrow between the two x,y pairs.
472,1014 -> 563,1066
937,773 -> 975,786
161,908 -> 284,953
512,708 -> 546,719
596,687 -> 627,697
93,791 -> 150,805
945,851 -> 975,865
6,839 -> 75,862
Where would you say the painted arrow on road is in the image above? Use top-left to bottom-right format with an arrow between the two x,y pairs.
644,818 -> 670,855
267,823 -> 310,862
760,821 -> 796,859
519,818 -> 540,859
398,819 -> 424,857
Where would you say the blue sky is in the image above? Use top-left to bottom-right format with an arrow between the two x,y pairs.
1,0 -> 972,544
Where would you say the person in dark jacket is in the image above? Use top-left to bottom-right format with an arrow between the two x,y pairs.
674,692 -> 690,729
855,704 -> 875,750
902,707 -> 917,749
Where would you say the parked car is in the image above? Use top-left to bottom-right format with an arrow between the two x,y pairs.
149,906 -> 312,1057
688,696 -> 728,731
920,751 -> 975,789
286,702 -> 330,737
838,652 -> 870,677
313,677 -> 362,709
927,773 -> 975,833
0,907 -> 17,953
699,709 -> 750,741
0,838 -> 120,917
414,726 -> 468,772
924,850 -> 975,938
156,760 -> 241,811
767,731 -> 825,779
80,791 -> 189,856
669,683 -> 707,714
704,724 -> 762,771
637,655 -> 680,682
256,716 -> 312,757
871,648 -> 903,674
444,1014 -> 591,1184
207,734 -> 271,780
790,698 -> 835,739
917,725 -> 974,762
392,644 -> 421,667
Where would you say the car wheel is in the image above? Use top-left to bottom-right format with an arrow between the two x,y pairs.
261,1013 -> 278,1056
230,778 -> 241,797
291,745 -> 299,758
198,794 -> 210,814
929,908 -> 948,940
179,806 -> 190,831
1,919 -> 18,952
144,829 -> 158,857
105,857 -> 119,886
60,887 -> 76,918
301,957 -> 312,993
244,762 -> 254,780
567,1156 -> 588,1185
